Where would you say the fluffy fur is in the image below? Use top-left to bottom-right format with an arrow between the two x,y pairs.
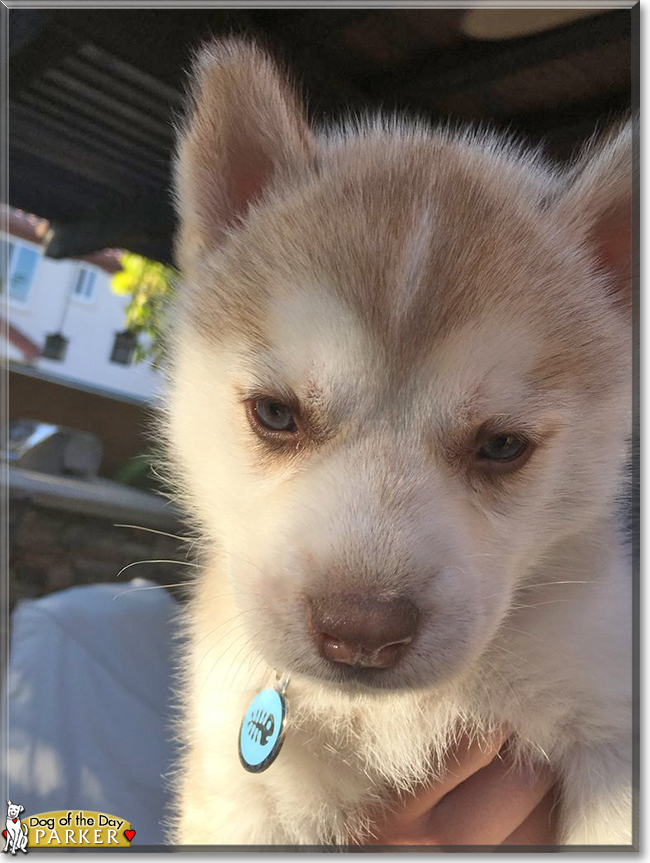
162,39 -> 634,847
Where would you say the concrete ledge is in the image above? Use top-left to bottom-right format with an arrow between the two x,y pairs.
8,466 -> 181,529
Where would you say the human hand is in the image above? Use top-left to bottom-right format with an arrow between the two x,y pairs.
365,731 -> 557,847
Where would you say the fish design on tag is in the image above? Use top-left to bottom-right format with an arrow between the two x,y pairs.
239,678 -> 289,773
247,708 -> 275,746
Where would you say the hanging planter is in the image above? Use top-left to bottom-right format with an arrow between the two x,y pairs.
110,330 -> 136,366
41,332 -> 68,361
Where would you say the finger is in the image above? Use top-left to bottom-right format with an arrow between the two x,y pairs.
365,730 -> 510,843
422,755 -> 554,846
394,730 -> 510,824
501,789 -> 558,846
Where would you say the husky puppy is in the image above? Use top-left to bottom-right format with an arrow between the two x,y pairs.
164,39 -> 633,846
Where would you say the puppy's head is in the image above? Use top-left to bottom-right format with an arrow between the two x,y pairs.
167,40 -> 632,691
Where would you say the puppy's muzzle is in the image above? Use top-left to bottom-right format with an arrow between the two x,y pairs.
309,594 -> 419,669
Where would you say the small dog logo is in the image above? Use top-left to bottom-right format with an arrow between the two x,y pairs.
3,801 -> 28,855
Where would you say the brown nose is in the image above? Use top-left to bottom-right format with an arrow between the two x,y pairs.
309,594 -> 419,669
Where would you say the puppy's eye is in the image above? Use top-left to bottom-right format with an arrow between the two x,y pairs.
477,433 -> 528,463
250,398 -> 297,433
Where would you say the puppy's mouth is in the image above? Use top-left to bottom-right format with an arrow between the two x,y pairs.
304,660 -> 421,692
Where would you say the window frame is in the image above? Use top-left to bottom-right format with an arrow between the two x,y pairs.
71,265 -> 99,305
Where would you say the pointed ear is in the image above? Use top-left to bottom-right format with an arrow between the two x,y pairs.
556,121 -> 635,313
174,39 -> 315,270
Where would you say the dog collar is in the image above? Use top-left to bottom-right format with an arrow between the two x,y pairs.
239,675 -> 289,773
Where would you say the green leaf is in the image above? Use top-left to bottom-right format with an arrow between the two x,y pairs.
109,252 -> 177,365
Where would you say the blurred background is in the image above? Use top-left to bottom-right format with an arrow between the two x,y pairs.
3,5 -> 636,847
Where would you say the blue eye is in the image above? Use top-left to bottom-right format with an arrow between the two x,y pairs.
253,399 -> 297,432
477,433 -> 527,462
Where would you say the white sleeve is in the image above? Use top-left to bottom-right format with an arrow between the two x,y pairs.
4,581 -> 180,847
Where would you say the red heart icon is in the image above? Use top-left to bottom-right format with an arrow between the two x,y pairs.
12,820 -> 17,824
2,830 -> 6,839
124,830 -> 135,843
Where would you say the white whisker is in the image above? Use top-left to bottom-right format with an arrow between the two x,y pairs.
519,580 -> 590,589
115,558 -> 201,578
195,614 -> 259,671
112,582 -> 190,600
113,523 -> 193,543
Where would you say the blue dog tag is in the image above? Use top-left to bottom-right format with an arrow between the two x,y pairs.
239,682 -> 288,773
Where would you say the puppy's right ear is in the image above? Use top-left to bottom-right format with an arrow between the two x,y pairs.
555,121 -> 634,314
174,39 -> 315,270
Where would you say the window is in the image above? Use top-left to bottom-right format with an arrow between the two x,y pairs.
1,238 -> 38,304
72,267 -> 97,303
110,330 -> 136,366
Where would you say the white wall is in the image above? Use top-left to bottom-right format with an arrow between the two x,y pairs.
3,232 -> 163,402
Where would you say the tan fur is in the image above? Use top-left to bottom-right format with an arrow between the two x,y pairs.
163,39 -> 634,847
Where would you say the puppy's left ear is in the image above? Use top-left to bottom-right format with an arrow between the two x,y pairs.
556,121 -> 635,313
19,806 -> 24,814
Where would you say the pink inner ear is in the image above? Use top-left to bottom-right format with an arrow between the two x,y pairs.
596,221 -> 631,275
227,144 -> 275,222
593,209 -> 632,309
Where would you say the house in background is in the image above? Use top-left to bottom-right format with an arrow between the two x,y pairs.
2,206 -> 161,403
3,206 -> 165,480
